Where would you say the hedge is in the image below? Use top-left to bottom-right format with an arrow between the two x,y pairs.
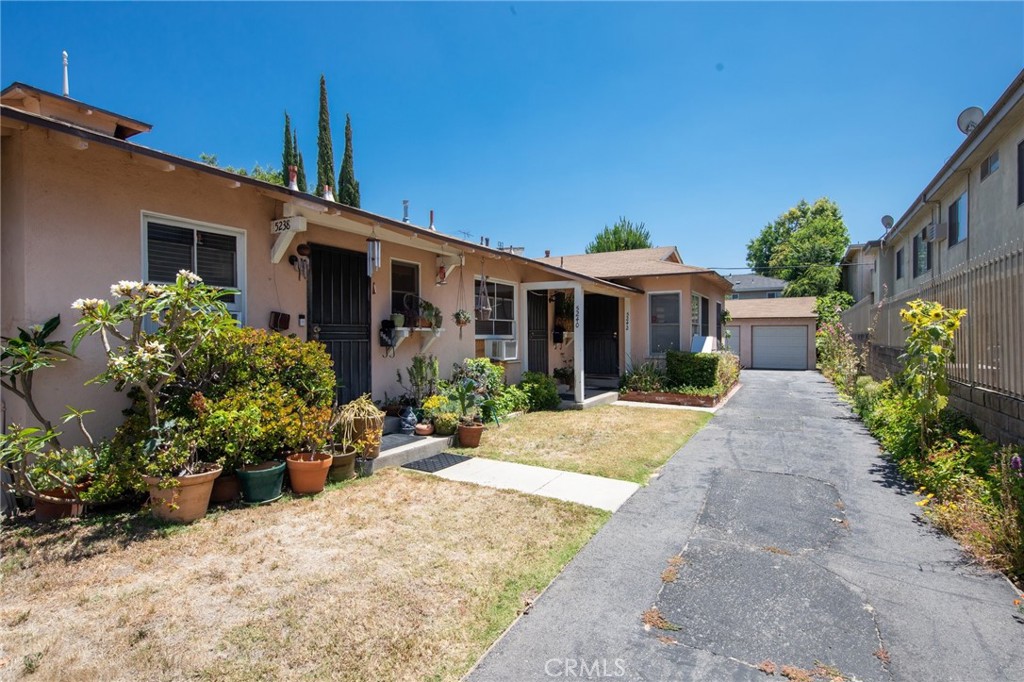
666,351 -> 719,389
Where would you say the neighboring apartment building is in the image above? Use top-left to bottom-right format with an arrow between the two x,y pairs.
842,69 -> 1024,444
725,273 -> 786,299
840,241 -> 881,304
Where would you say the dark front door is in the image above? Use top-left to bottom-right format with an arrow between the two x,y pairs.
584,294 -> 618,375
527,290 -> 549,374
308,244 -> 371,404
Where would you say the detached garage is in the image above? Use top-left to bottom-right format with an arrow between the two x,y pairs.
725,296 -> 817,370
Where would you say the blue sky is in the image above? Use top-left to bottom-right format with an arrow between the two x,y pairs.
2,2 -> 1022,270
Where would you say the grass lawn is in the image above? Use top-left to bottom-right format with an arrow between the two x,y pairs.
0,469 -> 607,681
454,405 -> 712,484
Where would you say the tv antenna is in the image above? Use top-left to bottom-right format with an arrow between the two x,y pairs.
956,107 -> 984,135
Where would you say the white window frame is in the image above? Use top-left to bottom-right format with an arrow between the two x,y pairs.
141,211 -> 247,323
474,276 -> 518,348
980,150 -> 999,181
389,258 -> 421,320
948,192 -> 968,247
691,291 -> 710,339
648,290 -> 682,357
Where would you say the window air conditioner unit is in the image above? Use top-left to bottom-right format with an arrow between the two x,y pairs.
486,340 -> 517,361
927,222 -> 949,242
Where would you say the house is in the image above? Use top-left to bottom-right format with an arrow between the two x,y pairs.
725,273 -> 787,299
840,241 -> 881,304
537,247 -> 733,379
0,81 -> 732,444
725,297 -> 818,370
840,68 -> 1024,444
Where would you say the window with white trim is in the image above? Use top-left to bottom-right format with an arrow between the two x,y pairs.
391,261 -> 419,318
691,293 -> 709,338
948,193 -> 968,246
143,215 -> 245,321
474,278 -> 516,338
649,293 -> 680,354
980,151 -> 999,181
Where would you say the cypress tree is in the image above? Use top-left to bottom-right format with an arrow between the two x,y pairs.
294,130 -> 308,193
315,74 -> 335,198
338,114 -> 361,208
281,112 -> 294,187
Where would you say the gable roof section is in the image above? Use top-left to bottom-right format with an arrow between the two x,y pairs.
726,296 -> 818,319
0,101 -> 641,298
538,247 -> 699,278
726,273 -> 786,292
1,82 -> 152,139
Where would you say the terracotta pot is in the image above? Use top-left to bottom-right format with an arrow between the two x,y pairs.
414,423 -> 435,436
286,453 -> 333,494
236,461 -> 286,504
329,447 -> 358,483
34,486 -> 87,522
142,465 -> 222,524
209,472 -> 240,504
457,423 -> 485,448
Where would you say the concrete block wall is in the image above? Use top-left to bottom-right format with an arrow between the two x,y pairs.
860,342 -> 1024,446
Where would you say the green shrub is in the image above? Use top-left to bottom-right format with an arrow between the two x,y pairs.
852,375 -> 884,417
451,357 -> 506,396
665,351 -> 719,389
519,371 -> 561,411
619,360 -> 667,392
492,384 -> 530,417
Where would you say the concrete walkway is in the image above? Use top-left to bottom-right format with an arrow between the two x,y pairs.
469,371 -> 1023,682
433,457 -> 639,512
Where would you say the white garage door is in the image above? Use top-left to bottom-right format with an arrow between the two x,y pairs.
752,325 -> 808,370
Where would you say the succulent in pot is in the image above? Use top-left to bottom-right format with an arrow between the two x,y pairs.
338,394 -> 385,460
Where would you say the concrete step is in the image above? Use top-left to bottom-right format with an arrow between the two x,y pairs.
360,434 -> 455,475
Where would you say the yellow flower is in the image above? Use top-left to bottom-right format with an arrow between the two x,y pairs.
915,499 -> 930,506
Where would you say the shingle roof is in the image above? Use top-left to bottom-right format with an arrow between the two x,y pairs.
726,296 -> 818,319
725,273 -> 787,292
536,247 -> 705,278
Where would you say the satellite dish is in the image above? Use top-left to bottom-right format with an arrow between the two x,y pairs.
956,107 -> 984,135
881,215 -> 894,230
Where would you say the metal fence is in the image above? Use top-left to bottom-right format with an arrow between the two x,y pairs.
842,240 -> 1024,400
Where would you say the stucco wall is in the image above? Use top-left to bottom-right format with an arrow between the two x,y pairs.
0,126 -> 542,442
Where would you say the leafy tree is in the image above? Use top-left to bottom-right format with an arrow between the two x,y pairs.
745,198 -> 850,297
338,114 -> 361,207
585,217 -> 652,253
294,130 -> 308,193
281,111 -> 295,186
199,153 -> 282,184
315,74 -> 335,198
815,290 -> 855,326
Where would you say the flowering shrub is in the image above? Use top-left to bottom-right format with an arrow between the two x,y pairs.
816,320 -> 858,395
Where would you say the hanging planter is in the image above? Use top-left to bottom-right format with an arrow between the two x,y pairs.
475,260 -> 493,321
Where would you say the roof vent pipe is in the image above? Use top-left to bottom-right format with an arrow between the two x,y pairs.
287,165 -> 299,191
545,250 -> 551,258
485,237 -> 490,247
323,185 -> 334,202
429,209 -> 435,231
402,200 -> 410,223
62,51 -> 69,97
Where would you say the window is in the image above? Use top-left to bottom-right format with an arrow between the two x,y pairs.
690,293 -> 709,339
766,292 -> 780,299
727,293 -> 739,300
1018,140 -> 1024,206
912,229 -> 932,278
475,278 -> 516,338
144,216 -> 244,320
981,151 -> 999,181
895,248 -> 904,280
715,302 -> 723,342
948,193 -> 968,246
649,293 -> 680,354
391,261 -> 419,318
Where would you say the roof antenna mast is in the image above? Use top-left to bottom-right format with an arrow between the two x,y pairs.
62,50 -> 69,97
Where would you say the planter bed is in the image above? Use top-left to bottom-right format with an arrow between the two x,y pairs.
619,389 -> 726,408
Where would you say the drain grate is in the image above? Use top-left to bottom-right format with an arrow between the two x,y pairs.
402,453 -> 472,473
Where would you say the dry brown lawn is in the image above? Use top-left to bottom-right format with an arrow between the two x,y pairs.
0,469 -> 606,681
456,405 -> 711,483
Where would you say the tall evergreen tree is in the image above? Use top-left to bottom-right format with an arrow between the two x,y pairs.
293,130 -> 308,193
315,74 -> 335,198
338,114 -> 361,207
281,112 -> 295,187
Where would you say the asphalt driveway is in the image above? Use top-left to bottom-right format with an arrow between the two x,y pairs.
469,371 -> 1023,681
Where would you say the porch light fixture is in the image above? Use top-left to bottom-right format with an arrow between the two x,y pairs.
366,238 -> 382,276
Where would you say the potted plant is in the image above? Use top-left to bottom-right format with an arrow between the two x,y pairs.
285,405 -> 334,495
451,378 -> 493,448
553,364 -> 574,391
191,394 -> 263,504
28,443 -> 99,521
452,309 -> 471,328
236,459 -> 286,505
339,394 -> 385,460
139,421 -> 222,523
328,405 -> 359,482
390,311 -> 406,327
433,412 -> 459,437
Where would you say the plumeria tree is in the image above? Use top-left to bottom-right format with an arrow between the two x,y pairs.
71,271 -> 239,430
